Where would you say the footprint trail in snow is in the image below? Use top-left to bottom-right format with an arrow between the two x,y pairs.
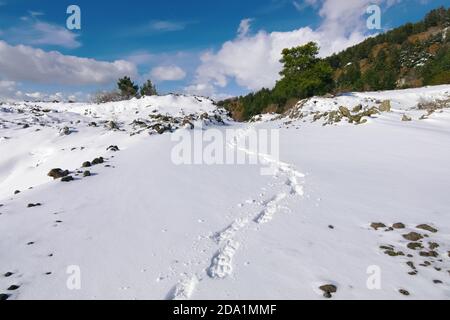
168,125 -> 306,299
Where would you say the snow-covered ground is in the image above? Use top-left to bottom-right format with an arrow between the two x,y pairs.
0,86 -> 449,300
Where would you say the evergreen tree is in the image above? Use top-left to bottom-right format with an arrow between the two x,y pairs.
117,76 -> 138,99
140,80 -> 158,97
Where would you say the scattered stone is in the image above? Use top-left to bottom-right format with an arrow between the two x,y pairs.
402,114 -> 412,122
402,232 -> 423,241
107,145 -> 120,152
82,161 -> 91,168
181,119 -> 195,129
399,289 -> 410,296
421,261 -> 432,267
339,106 -> 351,117
416,224 -> 438,233
27,242 -> 34,245
407,242 -> 423,250
4,272 -> 14,277
7,285 -> 20,291
352,105 -> 363,113
420,251 -> 438,258
384,250 -> 404,257
14,190 -> 20,195
106,121 -> 119,130
433,280 -> 443,284
371,222 -> 386,230
47,168 -> 69,180
319,284 -> 337,298
380,245 -> 394,250
379,100 -> 391,112
429,242 -> 439,250
83,170 -> 91,177
60,126 -> 71,135
92,157 -> 104,165
0,293 -> 10,300
392,223 -> 405,229
45,272 -> 52,275
406,261 -> 416,270
27,203 -> 41,208
61,176 -> 74,182
408,271 -> 418,276
328,225 -> 334,229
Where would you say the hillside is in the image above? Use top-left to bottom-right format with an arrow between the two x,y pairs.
220,7 -> 450,121
1,85 -> 450,300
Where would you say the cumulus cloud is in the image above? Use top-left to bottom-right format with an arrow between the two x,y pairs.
0,41 -> 137,85
150,65 -> 187,81
28,22 -> 81,49
3,15 -> 81,49
185,0 -> 394,97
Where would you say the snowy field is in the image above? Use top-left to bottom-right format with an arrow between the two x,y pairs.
0,86 -> 449,300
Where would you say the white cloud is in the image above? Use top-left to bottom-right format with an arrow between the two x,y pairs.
150,65 -> 187,81
293,0 -> 319,11
149,20 -> 187,32
237,18 -> 253,38
28,22 -> 81,49
125,51 -> 155,65
3,12 -> 81,49
0,81 -> 88,102
0,41 -> 137,85
185,0 -> 396,97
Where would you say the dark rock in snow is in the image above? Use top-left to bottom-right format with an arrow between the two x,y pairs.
61,176 -> 74,182
402,232 -> 423,241
407,242 -> 423,250
83,170 -> 91,177
416,224 -> 438,233
48,168 -> 69,179
92,157 -> 104,165
419,251 -> 438,258
319,284 -> 337,298
392,223 -> 405,229
107,145 -> 120,152
27,203 -> 41,208
7,285 -> 20,291
399,289 -> 410,296
370,222 -> 386,230
0,293 -> 10,300
82,161 -> 92,168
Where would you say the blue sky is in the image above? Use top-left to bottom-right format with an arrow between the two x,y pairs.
0,0 -> 448,101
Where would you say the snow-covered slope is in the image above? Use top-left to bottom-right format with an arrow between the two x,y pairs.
0,87 -> 449,300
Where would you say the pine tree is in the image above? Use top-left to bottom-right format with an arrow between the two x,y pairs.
117,76 -> 138,99
140,80 -> 158,97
